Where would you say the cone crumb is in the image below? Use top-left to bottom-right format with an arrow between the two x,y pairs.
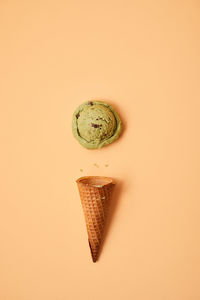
105,164 -> 109,167
93,163 -> 99,168
80,169 -> 83,172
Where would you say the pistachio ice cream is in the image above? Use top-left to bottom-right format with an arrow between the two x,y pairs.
72,101 -> 122,149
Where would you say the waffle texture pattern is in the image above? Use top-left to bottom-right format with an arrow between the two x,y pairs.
77,176 -> 115,262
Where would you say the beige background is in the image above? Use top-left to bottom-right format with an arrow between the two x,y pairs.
0,1 -> 200,299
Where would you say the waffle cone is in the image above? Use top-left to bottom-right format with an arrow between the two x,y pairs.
76,176 -> 115,262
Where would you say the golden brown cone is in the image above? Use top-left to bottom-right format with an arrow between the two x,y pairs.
76,176 -> 115,262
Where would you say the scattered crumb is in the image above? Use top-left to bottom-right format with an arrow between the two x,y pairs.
101,196 -> 105,199
105,164 -> 109,167
80,169 -> 83,172
93,163 -> 99,168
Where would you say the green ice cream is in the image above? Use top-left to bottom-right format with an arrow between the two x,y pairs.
72,101 -> 122,149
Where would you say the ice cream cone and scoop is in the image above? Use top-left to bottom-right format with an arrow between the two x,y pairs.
76,176 -> 115,262
73,100 -> 122,262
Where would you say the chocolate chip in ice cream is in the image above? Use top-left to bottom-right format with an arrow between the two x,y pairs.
91,123 -> 100,128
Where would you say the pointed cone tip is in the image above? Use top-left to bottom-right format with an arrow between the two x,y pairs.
92,257 -> 97,263
89,240 -> 98,263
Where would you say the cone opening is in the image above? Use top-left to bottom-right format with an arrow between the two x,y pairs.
76,176 -> 114,188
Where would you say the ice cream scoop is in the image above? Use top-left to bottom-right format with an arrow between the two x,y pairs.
72,101 -> 122,149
